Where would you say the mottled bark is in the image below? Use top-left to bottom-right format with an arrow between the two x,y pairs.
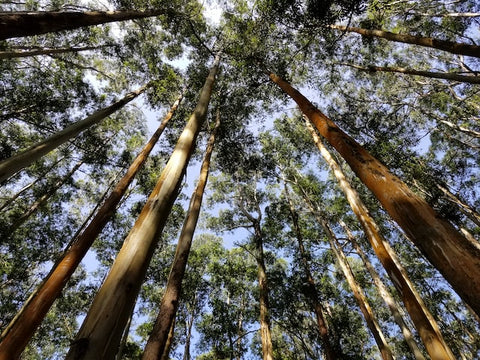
65,55 -> 219,360
338,63 -> 480,84
0,84 -> 148,183
269,72 -> 480,318
304,118 -> 455,360
142,109 -> 220,360
0,92 -> 182,360
0,9 -> 170,40
331,25 -> 480,58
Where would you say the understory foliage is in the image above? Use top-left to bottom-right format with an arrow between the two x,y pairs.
0,0 -> 479,359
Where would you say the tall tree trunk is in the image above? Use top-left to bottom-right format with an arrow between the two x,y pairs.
320,217 -> 394,360
337,63 -> 480,84
269,72 -> 480,317
303,118 -> 455,360
142,109 -> 221,360
115,311 -> 133,360
6,160 -> 83,235
0,9 -> 172,40
0,92 -> 182,360
65,54 -> 219,360
253,221 -> 275,360
0,45 -> 106,59
340,221 -> 427,360
281,179 -> 338,360
330,25 -> 480,58
182,310 -> 195,360
0,83 -> 149,183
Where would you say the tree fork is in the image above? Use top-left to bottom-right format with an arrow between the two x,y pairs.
269,72 -> 480,318
330,25 -> 480,58
0,91 -> 183,360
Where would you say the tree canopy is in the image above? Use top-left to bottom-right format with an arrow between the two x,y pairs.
0,0 -> 479,359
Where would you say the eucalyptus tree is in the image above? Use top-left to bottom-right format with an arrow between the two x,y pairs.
0,89 -> 183,360
208,170 -> 276,360
195,244 -> 257,360
268,72 -> 480,317
0,9 -> 185,40
142,107 -> 220,359
66,53 -> 220,360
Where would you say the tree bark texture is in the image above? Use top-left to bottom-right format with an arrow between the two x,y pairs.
303,118 -> 455,360
0,10 -> 169,40
269,72 -> 480,318
331,25 -> 480,58
0,84 -> 148,184
65,55 -> 219,360
0,92 -> 182,360
142,108 -> 220,360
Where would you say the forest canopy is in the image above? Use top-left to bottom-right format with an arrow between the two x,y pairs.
0,0 -> 479,359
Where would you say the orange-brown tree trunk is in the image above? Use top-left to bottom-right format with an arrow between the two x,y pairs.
269,72 -> 480,318
65,54 -> 219,360
0,9 -> 171,40
282,179 -> 338,360
0,83 -> 149,183
322,219 -> 394,360
0,92 -> 183,360
340,221 -> 427,360
303,118 -> 455,360
331,25 -> 480,58
338,62 -> 480,84
142,109 -> 220,360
